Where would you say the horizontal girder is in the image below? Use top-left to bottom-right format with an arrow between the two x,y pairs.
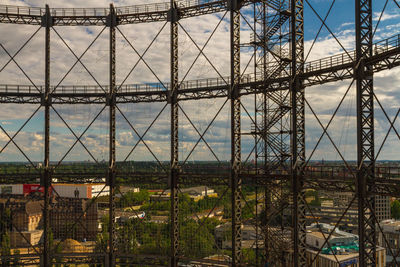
0,34 -> 399,104
0,1 -> 288,26
0,1 -> 245,26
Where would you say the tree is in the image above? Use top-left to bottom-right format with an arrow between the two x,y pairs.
310,197 -> 322,207
391,200 -> 400,219
119,190 -> 150,207
0,208 -> 11,243
1,232 -> 10,267
94,215 -> 109,256
12,249 -> 20,266
242,200 -> 256,220
48,229 -> 62,267
117,219 -> 138,264
181,220 -> 215,258
242,248 -> 256,265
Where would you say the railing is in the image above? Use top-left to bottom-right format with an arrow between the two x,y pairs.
376,166 -> 400,178
116,0 -> 225,16
50,8 -> 110,17
115,4 -> 169,16
304,33 -> 400,73
0,0 -> 226,18
0,5 -> 44,16
0,33 -> 398,96
304,51 -> 356,73
179,76 -> 229,90
304,165 -> 400,180
118,83 -> 168,93
0,85 -> 43,93
54,85 -> 106,94
304,165 -> 357,180
268,0 -> 288,10
373,33 -> 400,55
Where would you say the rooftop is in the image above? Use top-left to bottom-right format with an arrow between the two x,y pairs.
307,247 -> 385,262
307,223 -> 358,240
379,219 -> 400,232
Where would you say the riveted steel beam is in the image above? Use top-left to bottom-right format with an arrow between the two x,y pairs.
355,0 -> 376,266
41,5 -> 51,267
107,4 -> 116,267
230,1 -> 241,265
169,1 -> 179,266
290,0 -> 306,266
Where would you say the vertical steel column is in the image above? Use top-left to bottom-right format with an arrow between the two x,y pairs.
355,0 -> 375,266
229,0 -> 242,265
290,0 -> 306,266
261,4 -> 269,265
41,5 -> 52,267
107,4 -> 117,266
252,5 -> 259,265
253,2 -> 270,263
168,1 -> 179,266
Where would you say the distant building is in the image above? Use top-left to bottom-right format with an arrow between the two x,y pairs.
189,207 -> 223,221
0,183 -> 109,199
50,198 -> 98,241
214,223 -> 292,266
214,223 -> 263,249
116,186 -> 140,197
149,215 -> 168,224
52,184 -> 109,199
306,248 -> 386,267
376,195 -> 391,223
181,186 -> 216,200
306,223 -> 358,252
378,219 -> 400,263
188,255 -> 231,266
0,199 -> 43,247
151,186 -> 217,202
311,191 -> 390,233
306,223 -> 386,267
0,197 -> 98,247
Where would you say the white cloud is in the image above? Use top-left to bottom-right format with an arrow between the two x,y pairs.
374,11 -> 400,22
0,1 -> 399,161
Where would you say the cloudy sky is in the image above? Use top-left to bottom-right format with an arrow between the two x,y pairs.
0,0 -> 399,165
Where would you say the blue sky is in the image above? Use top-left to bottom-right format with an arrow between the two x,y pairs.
0,0 -> 399,163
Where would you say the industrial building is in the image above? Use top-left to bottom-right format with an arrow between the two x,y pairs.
0,197 -> 98,247
378,219 -> 400,263
306,223 -> 359,253
150,186 -> 217,202
305,223 -> 386,267
311,191 -> 391,234
306,248 -> 386,267
0,183 -> 109,199
215,223 -> 264,249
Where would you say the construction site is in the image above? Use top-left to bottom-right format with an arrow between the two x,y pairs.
0,0 -> 400,266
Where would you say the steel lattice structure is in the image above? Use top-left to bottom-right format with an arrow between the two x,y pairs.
0,0 -> 400,266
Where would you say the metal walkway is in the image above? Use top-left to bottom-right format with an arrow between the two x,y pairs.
0,33 -> 398,104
